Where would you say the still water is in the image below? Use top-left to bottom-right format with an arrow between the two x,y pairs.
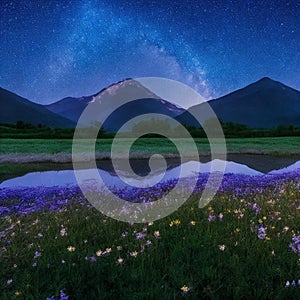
1,155 -> 300,189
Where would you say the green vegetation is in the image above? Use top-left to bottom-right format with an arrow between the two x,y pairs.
1,120 -> 300,139
1,137 -> 300,156
0,182 -> 299,298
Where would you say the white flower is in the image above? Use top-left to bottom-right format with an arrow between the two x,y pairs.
219,244 -> 226,251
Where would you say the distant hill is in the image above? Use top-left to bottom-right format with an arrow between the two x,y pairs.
0,87 -> 75,128
177,77 -> 300,128
46,79 -> 185,132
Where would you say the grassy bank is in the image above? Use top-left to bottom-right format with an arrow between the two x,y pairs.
1,137 -> 300,157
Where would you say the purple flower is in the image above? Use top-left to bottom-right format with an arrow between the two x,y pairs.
253,203 -> 260,214
208,214 -> 216,222
257,226 -> 267,240
289,235 -> 300,254
34,251 -> 41,258
46,289 -> 69,300
136,232 -> 146,240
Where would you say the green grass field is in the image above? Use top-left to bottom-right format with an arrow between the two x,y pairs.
1,137 -> 300,156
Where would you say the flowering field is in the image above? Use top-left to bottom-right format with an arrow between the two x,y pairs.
0,171 -> 300,299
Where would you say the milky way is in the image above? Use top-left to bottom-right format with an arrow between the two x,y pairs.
0,0 -> 299,105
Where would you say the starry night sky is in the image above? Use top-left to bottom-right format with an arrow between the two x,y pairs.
0,0 -> 299,105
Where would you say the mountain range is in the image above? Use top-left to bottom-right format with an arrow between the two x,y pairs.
0,87 -> 75,128
1,77 -> 299,130
177,77 -> 300,128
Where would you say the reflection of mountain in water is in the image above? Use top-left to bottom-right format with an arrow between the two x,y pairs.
2,159 -> 300,189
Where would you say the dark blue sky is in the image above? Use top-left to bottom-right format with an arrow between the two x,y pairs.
0,0 -> 299,105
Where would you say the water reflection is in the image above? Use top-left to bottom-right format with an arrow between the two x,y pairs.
2,159 -> 300,189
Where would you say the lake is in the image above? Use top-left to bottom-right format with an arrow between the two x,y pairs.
1,154 -> 300,189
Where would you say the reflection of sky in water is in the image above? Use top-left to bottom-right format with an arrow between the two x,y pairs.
1,160 -> 300,189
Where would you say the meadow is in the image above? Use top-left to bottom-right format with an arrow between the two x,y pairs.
0,171 -> 299,299
1,137 -> 300,156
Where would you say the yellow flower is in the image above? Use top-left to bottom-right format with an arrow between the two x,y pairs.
265,236 -> 271,241
105,248 -> 112,253
208,206 -> 213,211
271,226 -> 276,230
235,228 -> 240,233
181,285 -> 191,293
15,291 -> 21,296
67,246 -> 75,252
169,219 -> 181,227
258,219 -> 263,224
96,250 -> 102,257
262,216 -> 267,220
148,221 -> 153,226
190,221 -> 196,226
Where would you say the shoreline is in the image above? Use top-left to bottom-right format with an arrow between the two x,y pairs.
1,150 -> 300,163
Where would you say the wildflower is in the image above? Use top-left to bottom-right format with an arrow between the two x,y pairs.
136,232 -> 146,240
283,226 -> 289,232
89,256 -> 96,263
121,231 -> 128,237
117,258 -> 124,264
258,219 -> 263,224
286,281 -> 290,288
219,244 -> 226,251
37,233 -> 43,238
34,251 -> 41,258
207,206 -> 213,211
130,251 -> 138,257
218,213 -> 223,221
181,285 -> 191,293
190,221 -> 196,225
61,260 -> 65,264
148,221 -> 153,226
67,246 -> 75,252
60,228 -> 67,236
169,219 -> 181,227
154,231 -> 160,238
96,250 -> 102,257
257,226 -> 267,240
271,250 -> 275,256
253,203 -> 260,213
235,228 -> 240,233
289,235 -> 300,254
15,291 -> 21,296
32,218 -> 39,225
117,246 -> 122,251
208,214 -> 216,222
265,236 -> 271,241
7,279 -> 12,285
105,247 -> 112,253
